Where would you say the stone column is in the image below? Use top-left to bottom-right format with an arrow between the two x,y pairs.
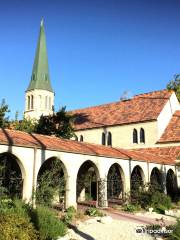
162,165 -> 167,194
65,175 -> 77,209
97,178 -> 108,208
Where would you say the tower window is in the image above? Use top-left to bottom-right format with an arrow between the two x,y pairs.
31,95 -> 34,109
102,132 -> 106,145
133,129 -> 138,144
28,96 -> 30,110
80,135 -> 83,142
140,128 -> 145,143
39,95 -> 42,108
107,132 -> 112,146
49,96 -> 51,110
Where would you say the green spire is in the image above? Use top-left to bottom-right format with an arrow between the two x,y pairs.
27,19 -> 53,92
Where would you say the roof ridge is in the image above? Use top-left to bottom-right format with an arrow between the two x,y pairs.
70,89 -> 171,113
134,89 -> 170,98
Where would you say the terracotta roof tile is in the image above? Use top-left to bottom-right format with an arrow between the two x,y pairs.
131,146 -> 180,164
158,111 -> 180,143
0,129 -> 174,165
71,90 -> 172,130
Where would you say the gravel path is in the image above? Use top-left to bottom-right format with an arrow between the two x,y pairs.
63,219 -> 154,240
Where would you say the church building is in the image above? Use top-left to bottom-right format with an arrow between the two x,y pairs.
0,20 -> 179,209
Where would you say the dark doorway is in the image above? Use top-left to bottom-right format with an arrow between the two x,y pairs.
0,153 -> 23,199
107,163 -> 124,204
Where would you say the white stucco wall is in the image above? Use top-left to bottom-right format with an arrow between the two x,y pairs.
0,144 -> 177,209
157,92 -> 180,139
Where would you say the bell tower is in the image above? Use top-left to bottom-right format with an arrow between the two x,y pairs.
24,19 -> 54,119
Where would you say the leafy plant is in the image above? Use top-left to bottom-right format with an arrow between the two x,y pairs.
85,207 -> 104,217
167,74 -> 180,101
31,206 -> 67,240
0,99 -> 10,128
122,203 -> 141,212
169,219 -> 180,240
63,206 -> 76,224
0,199 -> 38,240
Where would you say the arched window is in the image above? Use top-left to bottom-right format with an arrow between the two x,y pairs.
49,97 -> 51,110
31,95 -> 34,109
28,96 -> 30,110
75,136 -> 78,141
80,135 -> 83,142
102,132 -> 106,145
133,129 -> 138,144
140,128 -> 145,143
107,132 -> 112,146
39,95 -> 42,108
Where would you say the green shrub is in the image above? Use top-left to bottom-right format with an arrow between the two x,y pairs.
155,204 -> 167,214
0,210 -> 38,240
63,206 -> 77,224
151,192 -> 172,211
85,207 -> 104,217
169,219 -> 180,240
122,203 -> 141,212
32,206 -> 67,240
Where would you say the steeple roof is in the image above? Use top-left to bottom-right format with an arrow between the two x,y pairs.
27,19 -> 53,92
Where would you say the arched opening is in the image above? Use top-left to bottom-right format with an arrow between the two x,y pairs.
80,135 -> 83,142
133,129 -> 138,144
131,165 -> 144,200
28,96 -> 30,110
31,95 -> 34,109
0,153 -> 23,199
107,132 -> 112,146
77,160 -> 99,206
150,167 -> 163,192
36,157 -> 67,208
107,163 -> 124,205
102,132 -> 106,145
166,169 -> 177,200
140,128 -> 145,143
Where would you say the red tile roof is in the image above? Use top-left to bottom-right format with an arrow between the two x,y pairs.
0,129 -> 175,165
131,146 -> 180,163
158,111 -> 180,143
71,90 -> 172,130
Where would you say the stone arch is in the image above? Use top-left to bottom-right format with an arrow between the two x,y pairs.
36,157 -> 67,208
0,152 -> 25,198
131,165 -> 145,199
166,169 -> 177,200
76,160 -> 100,205
150,167 -> 163,192
107,163 -> 125,204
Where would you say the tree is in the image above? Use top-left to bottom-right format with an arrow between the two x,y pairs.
12,112 -> 38,133
167,74 -> 180,101
36,106 -> 75,139
0,99 -> 10,128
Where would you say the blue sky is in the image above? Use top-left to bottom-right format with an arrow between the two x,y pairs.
0,0 -> 180,118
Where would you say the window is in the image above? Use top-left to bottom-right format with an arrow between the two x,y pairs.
39,95 -> 42,108
49,96 -> 51,110
107,132 -> 112,146
75,136 -> 78,141
28,96 -> 30,110
31,95 -> 34,109
133,129 -> 138,144
140,128 -> 145,143
80,135 -> 83,142
102,132 -> 106,145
